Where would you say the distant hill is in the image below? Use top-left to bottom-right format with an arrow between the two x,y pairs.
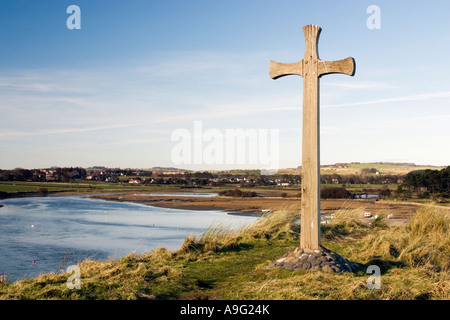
150,167 -> 190,172
79,163 -> 445,176
279,162 -> 445,176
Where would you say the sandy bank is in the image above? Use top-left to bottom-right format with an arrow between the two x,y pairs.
93,193 -> 427,224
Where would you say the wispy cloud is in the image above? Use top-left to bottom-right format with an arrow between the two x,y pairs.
322,81 -> 395,90
379,114 -> 450,128
322,91 -> 450,108
0,123 -> 139,139
0,69 -> 98,94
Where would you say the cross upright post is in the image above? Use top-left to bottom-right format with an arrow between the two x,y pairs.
269,25 -> 355,250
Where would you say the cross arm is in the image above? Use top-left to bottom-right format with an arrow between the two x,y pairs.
318,57 -> 355,77
269,60 -> 303,79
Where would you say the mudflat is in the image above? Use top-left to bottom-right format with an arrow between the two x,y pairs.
95,193 -> 429,225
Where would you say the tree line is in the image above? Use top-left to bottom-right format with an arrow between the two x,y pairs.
0,167 -> 87,182
402,166 -> 450,197
320,173 -> 401,185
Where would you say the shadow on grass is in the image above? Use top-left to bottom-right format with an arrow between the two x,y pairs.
217,242 -> 255,254
363,257 -> 405,275
321,224 -> 351,239
179,240 -> 255,256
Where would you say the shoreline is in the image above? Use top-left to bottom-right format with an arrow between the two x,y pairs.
92,193 -> 267,215
2,189 -> 446,223
91,192 -> 431,224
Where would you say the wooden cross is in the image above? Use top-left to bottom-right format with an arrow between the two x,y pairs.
269,25 -> 355,250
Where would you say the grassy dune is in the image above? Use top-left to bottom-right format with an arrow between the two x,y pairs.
0,205 -> 448,300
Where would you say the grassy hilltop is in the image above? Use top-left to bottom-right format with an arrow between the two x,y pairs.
277,162 -> 444,176
1,204 -> 448,300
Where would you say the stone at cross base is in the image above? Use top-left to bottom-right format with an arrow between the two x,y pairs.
267,24 -> 358,272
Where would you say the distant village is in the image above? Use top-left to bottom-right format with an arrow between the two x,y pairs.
0,165 -> 404,187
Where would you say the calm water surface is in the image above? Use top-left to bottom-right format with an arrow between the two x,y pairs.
0,195 -> 257,281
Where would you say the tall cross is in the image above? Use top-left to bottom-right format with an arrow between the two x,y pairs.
269,25 -> 355,250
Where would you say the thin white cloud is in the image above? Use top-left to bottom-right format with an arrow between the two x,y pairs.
0,123 -> 138,139
379,114 -> 450,128
322,91 -> 450,108
0,70 -> 97,94
322,81 -> 395,90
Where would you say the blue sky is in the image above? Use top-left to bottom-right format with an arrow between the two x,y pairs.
0,0 -> 449,170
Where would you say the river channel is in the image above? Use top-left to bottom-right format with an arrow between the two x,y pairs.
0,194 -> 258,281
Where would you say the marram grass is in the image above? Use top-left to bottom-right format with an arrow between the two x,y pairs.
358,205 -> 450,271
0,205 -> 448,300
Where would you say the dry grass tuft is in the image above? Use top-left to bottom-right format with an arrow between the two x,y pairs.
238,206 -> 299,240
177,206 -> 299,255
354,205 -> 450,271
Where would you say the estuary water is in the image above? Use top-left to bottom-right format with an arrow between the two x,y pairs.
0,194 -> 257,281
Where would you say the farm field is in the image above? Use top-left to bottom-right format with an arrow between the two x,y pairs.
278,163 -> 444,176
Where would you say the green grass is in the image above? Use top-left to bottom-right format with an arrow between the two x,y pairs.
0,181 -> 188,195
1,205 -> 449,300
